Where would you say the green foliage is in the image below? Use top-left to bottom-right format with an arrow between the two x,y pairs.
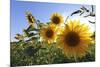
10,41 -> 95,66
11,6 -> 95,66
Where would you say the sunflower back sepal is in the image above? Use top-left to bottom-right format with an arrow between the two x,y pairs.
26,11 -> 35,26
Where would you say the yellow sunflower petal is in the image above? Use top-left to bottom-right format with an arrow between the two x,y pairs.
50,13 -> 64,26
58,20 -> 93,59
40,24 -> 58,44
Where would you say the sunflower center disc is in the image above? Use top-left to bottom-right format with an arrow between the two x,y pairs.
52,16 -> 60,24
65,32 -> 80,47
46,29 -> 54,38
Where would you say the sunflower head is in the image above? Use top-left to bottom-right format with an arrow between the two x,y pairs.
58,20 -> 92,59
40,24 -> 57,44
26,12 -> 35,26
50,13 -> 64,26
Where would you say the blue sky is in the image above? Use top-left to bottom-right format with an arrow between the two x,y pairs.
11,0 -> 95,41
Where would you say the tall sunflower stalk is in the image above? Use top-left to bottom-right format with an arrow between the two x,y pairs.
11,6 -> 95,66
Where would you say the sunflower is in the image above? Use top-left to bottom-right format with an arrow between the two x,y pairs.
58,20 -> 92,59
40,24 -> 57,44
50,13 -> 64,26
26,12 -> 35,27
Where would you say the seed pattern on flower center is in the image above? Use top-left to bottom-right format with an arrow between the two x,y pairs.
52,16 -> 60,24
46,29 -> 54,38
65,32 -> 80,47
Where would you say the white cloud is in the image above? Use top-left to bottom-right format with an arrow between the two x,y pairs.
62,12 -> 95,32
72,16 -> 95,32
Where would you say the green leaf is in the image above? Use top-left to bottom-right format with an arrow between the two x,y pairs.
25,37 -> 38,42
26,25 -> 34,32
31,37 -> 39,40
23,29 -> 29,37
28,33 -> 37,37
33,28 -> 39,31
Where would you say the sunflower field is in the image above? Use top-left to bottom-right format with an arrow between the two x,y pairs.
11,5 -> 95,66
